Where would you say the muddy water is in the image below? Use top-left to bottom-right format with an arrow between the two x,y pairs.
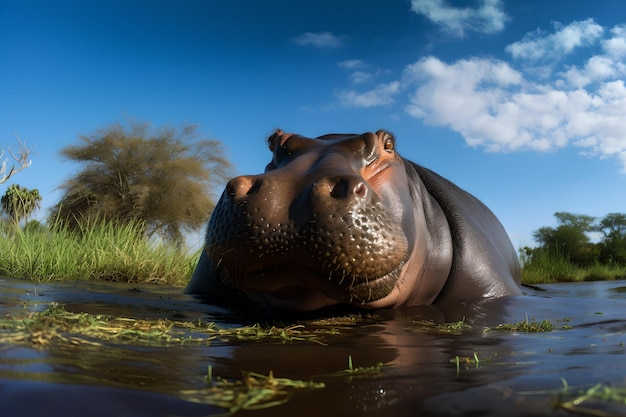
1,278 -> 625,417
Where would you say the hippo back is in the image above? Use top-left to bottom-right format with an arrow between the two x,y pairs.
407,162 -> 522,303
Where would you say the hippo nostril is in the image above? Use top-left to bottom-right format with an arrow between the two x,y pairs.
226,176 -> 262,198
330,179 -> 348,199
354,182 -> 366,198
247,179 -> 261,195
330,177 -> 367,199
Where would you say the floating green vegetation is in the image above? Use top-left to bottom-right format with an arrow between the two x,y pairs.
485,314 -> 572,333
330,355 -> 384,377
407,318 -> 472,335
517,378 -> 626,417
451,352 -> 483,376
0,302 -> 341,348
556,380 -> 626,417
181,356 -> 385,415
181,367 -> 325,415
305,313 -> 382,327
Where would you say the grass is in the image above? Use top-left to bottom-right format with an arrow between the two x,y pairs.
520,247 -> 626,284
0,220 -> 197,286
0,302 -> 342,348
328,355 -> 384,377
485,314 -> 572,333
407,318 -> 472,335
181,369 -> 325,414
181,356 -> 384,415
518,378 -> 626,417
556,380 -> 626,417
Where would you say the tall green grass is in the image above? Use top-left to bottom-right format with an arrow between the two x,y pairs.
0,220 -> 199,286
520,247 -> 626,284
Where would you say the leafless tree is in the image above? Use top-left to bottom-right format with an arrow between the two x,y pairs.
0,134 -> 32,184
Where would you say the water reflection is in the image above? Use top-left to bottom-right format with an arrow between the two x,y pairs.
0,278 -> 625,416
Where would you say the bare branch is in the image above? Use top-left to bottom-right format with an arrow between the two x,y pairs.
0,133 -> 32,184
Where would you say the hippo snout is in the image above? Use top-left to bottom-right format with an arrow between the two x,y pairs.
204,165 -> 409,304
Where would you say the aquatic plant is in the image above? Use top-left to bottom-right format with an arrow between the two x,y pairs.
452,352 -> 482,376
181,368 -> 325,413
519,378 -> 626,417
556,379 -> 626,417
485,314 -> 572,333
330,355 -> 384,377
407,318 -> 472,335
0,303 -> 343,348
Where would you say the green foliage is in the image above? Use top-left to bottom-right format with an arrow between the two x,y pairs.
521,219 -> 626,284
1,184 -> 42,224
50,120 -> 232,246
596,212 -> 626,264
553,211 -> 596,232
531,212 -> 597,267
0,219 -> 198,285
528,211 -> 626,272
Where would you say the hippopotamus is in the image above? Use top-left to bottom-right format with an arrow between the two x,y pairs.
186,129 -> 522,311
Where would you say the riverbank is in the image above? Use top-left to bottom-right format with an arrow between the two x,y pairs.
2,222 -> 624,286
0,221 -> 197,286
520,249 -> 626,284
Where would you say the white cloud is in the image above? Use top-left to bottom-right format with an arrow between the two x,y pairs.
505,19 -> 604,61
332,19 -> 626,171
338,60 -> 390,85
348,71 -> 374,84
335,81 -> 400,107
292,32 -> 345,48
561,55 -> 625,88
403,53 -> 626,171
409,0 -> 507,37
338,59 -> 366,69
602,25 -> 626,57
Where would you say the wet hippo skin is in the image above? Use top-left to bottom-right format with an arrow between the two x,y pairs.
186,130 -> 522,311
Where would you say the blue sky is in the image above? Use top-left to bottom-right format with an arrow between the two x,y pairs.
2,0 -> 626,249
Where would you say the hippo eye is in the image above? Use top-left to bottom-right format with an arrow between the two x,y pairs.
383,137 -> 394,151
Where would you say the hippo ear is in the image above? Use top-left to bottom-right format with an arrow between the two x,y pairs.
267,129 -> 284,152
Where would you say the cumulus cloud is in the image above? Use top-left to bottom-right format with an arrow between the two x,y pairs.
409,0 -> 508,37
334,19 -> 626,172
603,25 -> 626,57
505,19 -> 604,61
292,31 -> 345,48
404,24 -> 626,171
335,81 -> 400,107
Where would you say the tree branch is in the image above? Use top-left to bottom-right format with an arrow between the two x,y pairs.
0,133 -> 32,184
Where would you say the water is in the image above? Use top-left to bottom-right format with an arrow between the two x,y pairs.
1,278 -> 625,417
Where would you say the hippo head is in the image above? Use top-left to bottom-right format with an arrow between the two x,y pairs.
202,130 -> 446,311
